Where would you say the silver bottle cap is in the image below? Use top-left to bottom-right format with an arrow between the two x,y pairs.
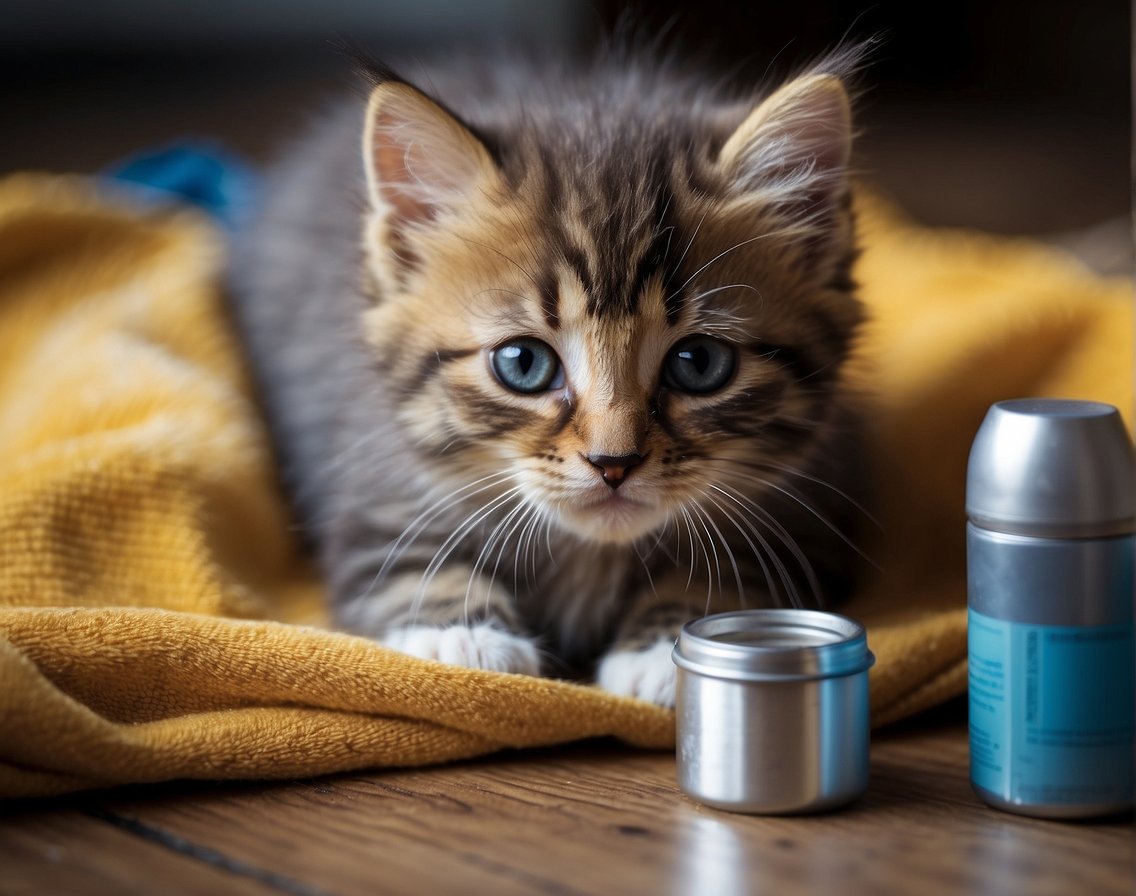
967,399 -> 1135,537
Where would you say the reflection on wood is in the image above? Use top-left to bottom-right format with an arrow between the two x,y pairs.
2,706 -> 1132,896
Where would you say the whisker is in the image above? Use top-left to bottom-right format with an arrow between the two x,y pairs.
691,488 -> 746,604
490,499 -> 537,598
515,510 -> 532,594
706,481 -> 815,608
702,459 -> 877,568
365,471 -> 518,600
685,283 -> 759,305
455,235 -> 542,294
542,510 -> 558,568
631,534 -> 661,600
744,458 -> 880,528
668,231 -> 784,304
685,502 -> 721,612
466,493 -> 530,619
524,508 -> 550,591
412,485 -> 525,622
473,287 -> 534,304
698,484 -> 782,607
675,503 -> 701,591
670,208 -> 709,287
641,519 -> 673,564
520,506 -> 547,590
321,428 -> 388,479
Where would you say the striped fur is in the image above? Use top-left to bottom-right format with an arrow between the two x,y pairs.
229,49 -> 870,704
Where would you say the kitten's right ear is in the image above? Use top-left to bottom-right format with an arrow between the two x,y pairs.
363,79 -> 501,279
716,73 -> 852,220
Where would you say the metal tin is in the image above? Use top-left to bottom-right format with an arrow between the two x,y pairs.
967,399 -> 1135,818
672,609 -> 875,814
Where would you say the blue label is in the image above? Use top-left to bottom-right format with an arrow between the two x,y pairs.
968,609 -> 1134,807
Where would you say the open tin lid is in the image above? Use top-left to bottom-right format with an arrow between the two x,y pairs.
672,609 -> 875,682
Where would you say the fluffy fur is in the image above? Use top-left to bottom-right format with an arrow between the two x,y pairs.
228,47 -> 869,705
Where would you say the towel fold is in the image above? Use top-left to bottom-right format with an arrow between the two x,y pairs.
0,173 -> 1129,798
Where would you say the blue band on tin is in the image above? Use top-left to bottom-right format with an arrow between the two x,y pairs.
968,608 -> 1134,808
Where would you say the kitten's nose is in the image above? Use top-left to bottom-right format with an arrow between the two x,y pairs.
586,452 -> 644,490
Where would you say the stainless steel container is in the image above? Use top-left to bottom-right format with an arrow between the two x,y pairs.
672,609 -> 875,814
967,399 -> 1135,818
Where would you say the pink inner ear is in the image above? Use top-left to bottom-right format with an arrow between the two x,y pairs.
758,115 -> 848,200
721,75 -> 851,210
372,112 -> 434,227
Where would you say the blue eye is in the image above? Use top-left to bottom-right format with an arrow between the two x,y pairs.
664,336 -> 736,394
491,338 -> 562,394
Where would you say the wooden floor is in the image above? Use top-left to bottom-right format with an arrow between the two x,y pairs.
2,701 -> 1131,896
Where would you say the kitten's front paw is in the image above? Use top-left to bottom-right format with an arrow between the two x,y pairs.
382,624 -> 542,676
596,638 -> 677,707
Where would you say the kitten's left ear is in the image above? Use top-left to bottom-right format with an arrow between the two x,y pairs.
717,73 -> 852,217
363,79 -> 501,279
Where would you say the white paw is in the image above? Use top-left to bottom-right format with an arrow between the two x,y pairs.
596,637 -> 677,707
381,624 -> 542,676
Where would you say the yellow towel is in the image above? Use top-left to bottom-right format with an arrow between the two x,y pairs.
0,174 -> 1130,799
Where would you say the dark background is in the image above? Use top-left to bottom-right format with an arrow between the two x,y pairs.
1,0 -> 1129,237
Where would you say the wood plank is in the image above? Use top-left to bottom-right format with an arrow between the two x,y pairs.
2,712 -> 1132,896
0,807 -> 279,895
79,713 -> 1130,896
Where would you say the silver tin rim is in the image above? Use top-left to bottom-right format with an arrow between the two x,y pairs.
672,609 -> 875,682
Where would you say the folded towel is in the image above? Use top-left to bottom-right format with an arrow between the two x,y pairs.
0,173 -> 1129,798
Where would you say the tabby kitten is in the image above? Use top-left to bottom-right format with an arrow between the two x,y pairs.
229,49 -> 866,706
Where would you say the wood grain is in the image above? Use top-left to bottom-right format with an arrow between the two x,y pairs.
2,705 -> 1131,895
0,809 -> 274,895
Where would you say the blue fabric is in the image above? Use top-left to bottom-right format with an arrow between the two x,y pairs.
105,142 -> 259,230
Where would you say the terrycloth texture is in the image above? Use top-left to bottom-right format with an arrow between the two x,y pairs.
0,174 -> 1130,799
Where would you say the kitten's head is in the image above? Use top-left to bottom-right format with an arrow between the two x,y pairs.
358,57 -> 862,547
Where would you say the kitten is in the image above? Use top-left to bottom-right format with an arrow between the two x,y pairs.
228,47 -> 867,706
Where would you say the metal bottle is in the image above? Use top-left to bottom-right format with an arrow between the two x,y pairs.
966,399 -> 1135,817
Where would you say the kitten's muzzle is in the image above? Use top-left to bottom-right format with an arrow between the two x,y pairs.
585,452 -> 645,490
